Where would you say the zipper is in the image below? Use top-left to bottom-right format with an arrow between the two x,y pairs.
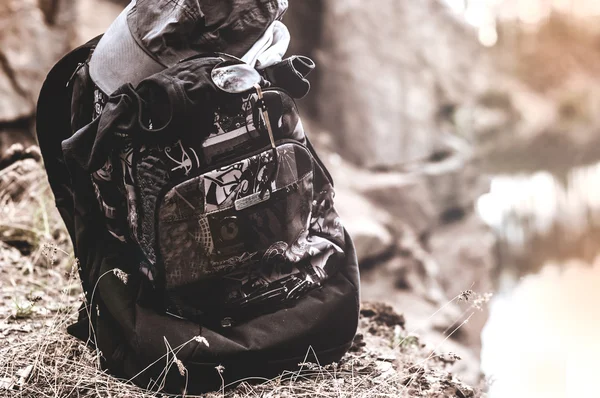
162,138 -> 308,192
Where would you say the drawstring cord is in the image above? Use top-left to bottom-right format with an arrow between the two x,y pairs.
254,83 -> 279,199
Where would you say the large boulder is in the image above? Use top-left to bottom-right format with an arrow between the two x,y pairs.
285,0 -> 486,168
0,0 -> 76,160
335,186 -> 396,264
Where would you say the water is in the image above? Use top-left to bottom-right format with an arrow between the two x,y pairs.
476,161 -> 600,397
481,261 -> 600,397
477,163 -> 600,270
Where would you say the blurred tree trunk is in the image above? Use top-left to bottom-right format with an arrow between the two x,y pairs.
0,0 -> 76,164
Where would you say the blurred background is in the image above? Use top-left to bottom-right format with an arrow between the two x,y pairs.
2,0 -> 600,396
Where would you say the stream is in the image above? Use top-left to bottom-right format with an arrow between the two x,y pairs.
477,162 -> 600,397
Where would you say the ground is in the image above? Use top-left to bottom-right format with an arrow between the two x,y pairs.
0,158 -> 484,397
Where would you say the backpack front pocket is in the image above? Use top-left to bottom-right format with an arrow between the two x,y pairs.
157,142 -> 314,289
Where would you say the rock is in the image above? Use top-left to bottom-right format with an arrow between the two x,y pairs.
352,300 -> 482,394
360,302 -> 406,328
349,220 -> 394,262
316,111 -> 495,383
390,228 -> 449,306
419,134 -> 490,222
321,133 -> 488,241
359,173 -> 437,238
356,135 -> 489,230
0,143 -> 41,169
0,157 -> 45,202
320,132 -> 491,308
0,0 -> 76,165
360,270 -> 485,386
335,186 -> 396,263
0,123 -> 37,168
321,145 -> 437,239
0,0 -> 74,123
357,191 -> 496,384
322,146 -> 429,264
286,0 -> 486,168
429,213 -> 497,356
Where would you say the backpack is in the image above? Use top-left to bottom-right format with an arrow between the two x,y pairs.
36,36 -> 360,394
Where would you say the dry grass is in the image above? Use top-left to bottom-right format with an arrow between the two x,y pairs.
0,265 -> 486,398
0,159 -> 487,397
0,298 -> 484,397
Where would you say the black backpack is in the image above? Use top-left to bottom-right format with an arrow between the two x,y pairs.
36,36 -> 360,394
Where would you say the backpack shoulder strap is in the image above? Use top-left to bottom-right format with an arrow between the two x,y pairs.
36,35 -> 102,240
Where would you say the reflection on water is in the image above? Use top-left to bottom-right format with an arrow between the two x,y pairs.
481,261 -> 600,397
476,161 -> 600,397
477,162 -> 600,276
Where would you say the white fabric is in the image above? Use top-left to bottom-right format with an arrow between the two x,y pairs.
241,21 -> 290,69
